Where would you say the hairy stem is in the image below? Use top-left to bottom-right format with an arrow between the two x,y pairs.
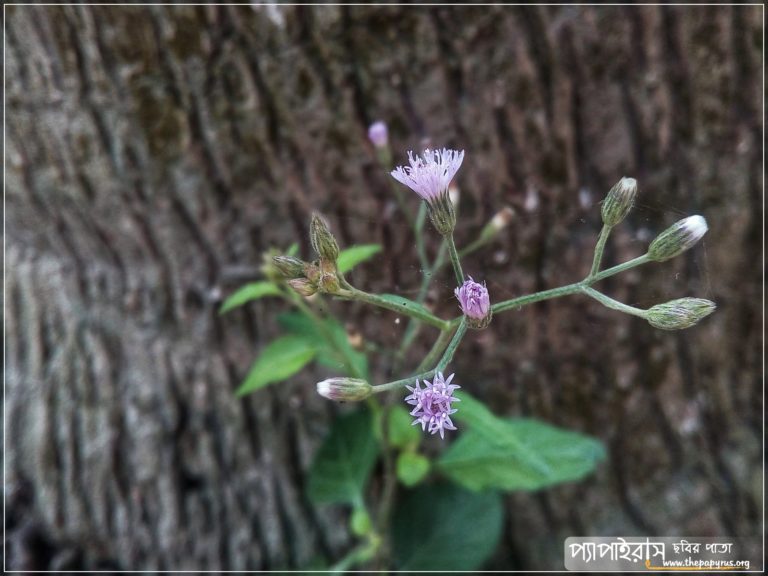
436,318 -> 467,371
589,224 -> 612,278
445,233 -> 465,285
581,286 -> 648,318
372,321 -> 468,393
588,253 -> 651,283
338,287 -> 450,330
416,326 -> 455,372
491,282 -> 585,314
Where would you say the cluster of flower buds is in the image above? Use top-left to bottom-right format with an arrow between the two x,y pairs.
272,213 -> 343,297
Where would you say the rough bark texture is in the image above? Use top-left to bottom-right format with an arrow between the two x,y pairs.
5,4 -> 763,571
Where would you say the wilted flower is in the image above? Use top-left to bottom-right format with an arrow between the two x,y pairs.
367,121 -> 388,149
391,148 -> 464,235
404,372 -> 460,439
317,377 -> 372,402
648,215 -> 708,262
455,277 -> 492,329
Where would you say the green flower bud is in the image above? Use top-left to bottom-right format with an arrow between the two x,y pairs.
478,206 -> 515,242
427,191 -> 457,236
272,256 -> 305,279
646,298 -> 716,330
310,213 -> 340,262
316,377 -> 372,402
287,278 -> 317,298
318,258 -> 340,294
601,177 -> 637,227
648,215 -> 708,262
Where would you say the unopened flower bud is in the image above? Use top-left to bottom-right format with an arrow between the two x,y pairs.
648,215 -> 708,262
272,256 -> 305,279
455,277 -> 492,329
601,177 -> 637,227
317,377 -> 372,402
318,259 -> 340,293
646,298 -> 716,330
310,213 -> 340,262
479,206 -> 515,241
304,262 -> 321,283
367,121 -> 388,149
288,278 -> 317,298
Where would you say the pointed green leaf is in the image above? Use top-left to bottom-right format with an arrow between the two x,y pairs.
396,452 -> 430,487
236,336 -> 316,395
377,294 -> 434,319
337,244 -> 382,274
219,281 -> 282,314
278,312 -> 368,379
392,483 -> 503,570
437,393 -> 606,491
386,405 -> 421,449
307,409 -> 379,505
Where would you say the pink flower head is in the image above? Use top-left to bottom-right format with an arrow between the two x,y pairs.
367,121 -> 388,148
404,372 -> 460,439
390,148 -> 465,204
455,277 -> 491,327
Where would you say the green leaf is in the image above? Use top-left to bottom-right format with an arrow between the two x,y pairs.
378,294 -> 435,319
337,244 -> 382,274
307,409 -> 379,505
437,392 -> 606,491
236,336 -> 316,395
286,242 -> 299,256
396,452 -> 430,487
392,482 -> 503,571
219,281 -> 282,314
387,406 -> 421,449
278,312 -> 368,379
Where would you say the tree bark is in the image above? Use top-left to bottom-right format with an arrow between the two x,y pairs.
5,4 -> 762,570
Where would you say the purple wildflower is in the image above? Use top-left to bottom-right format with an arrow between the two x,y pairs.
390,148 -> 465,204
455,277 -> 492,329
404,372 -> 460,439
367,121 -> 388,148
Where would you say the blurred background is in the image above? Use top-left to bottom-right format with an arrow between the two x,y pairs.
5,4 -> 763,571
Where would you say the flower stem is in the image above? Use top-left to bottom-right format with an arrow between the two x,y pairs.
588,224 -> 612,278
491,282 -> 585,314
436,318 -> 467,371
445,233 -> 464,285
339,287 -> 450,330
372,320 -> 467,394
416,326 -> 455,372
490,253 -> 653,317
581,286 -> 648,318
588,253 -> 651,283
371,370 -> 437,394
